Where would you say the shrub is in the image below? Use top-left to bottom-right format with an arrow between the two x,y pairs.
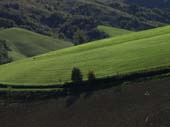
87,70 -> 96,81
71,67 -> 83,83
0,40 -> 12,64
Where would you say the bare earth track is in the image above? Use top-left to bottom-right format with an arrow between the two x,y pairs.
0,78 -> 170,127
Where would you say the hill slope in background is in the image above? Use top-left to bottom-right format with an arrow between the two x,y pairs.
97,25 -> 134,37
0,28 -> 73,61
1,0 -> 170,43
0,26 -> 170,85
125,0 -> 170,8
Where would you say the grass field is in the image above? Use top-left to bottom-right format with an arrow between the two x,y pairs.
0,28 -> 73,60
0,26 -> 170,85
97,25 -> 134,37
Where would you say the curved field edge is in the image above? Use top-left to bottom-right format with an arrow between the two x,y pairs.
0,26 -> 170,85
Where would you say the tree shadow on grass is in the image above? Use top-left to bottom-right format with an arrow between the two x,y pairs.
112,85 -> 123,96
83,91 -> 94,99
65,90 -> 94,107
65,94 -> 80,108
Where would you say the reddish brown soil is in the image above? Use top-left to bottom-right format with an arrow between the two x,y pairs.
0,78 -> 170,127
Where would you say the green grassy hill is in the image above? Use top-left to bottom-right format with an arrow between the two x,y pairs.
97,25 -> 134,37
0,26 -> 170,85
0,28 -> 73,60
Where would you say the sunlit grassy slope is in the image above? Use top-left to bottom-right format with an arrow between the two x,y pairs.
0,28 -> 73,60
0,26 -> 170,85
97,25 -> 134,37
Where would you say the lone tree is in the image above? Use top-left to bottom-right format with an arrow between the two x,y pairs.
71,67 -> 83,83
87,70 -> 96,81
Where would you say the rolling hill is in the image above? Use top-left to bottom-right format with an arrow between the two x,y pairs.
97,25 -> 134,37
0,26 -> 170,85
0,28 -> 73,60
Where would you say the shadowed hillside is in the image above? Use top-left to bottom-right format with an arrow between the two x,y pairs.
125,0 -> 170,8
0,77 -> 170,127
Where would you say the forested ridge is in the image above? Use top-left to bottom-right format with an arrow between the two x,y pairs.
0,0 -> 170,44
